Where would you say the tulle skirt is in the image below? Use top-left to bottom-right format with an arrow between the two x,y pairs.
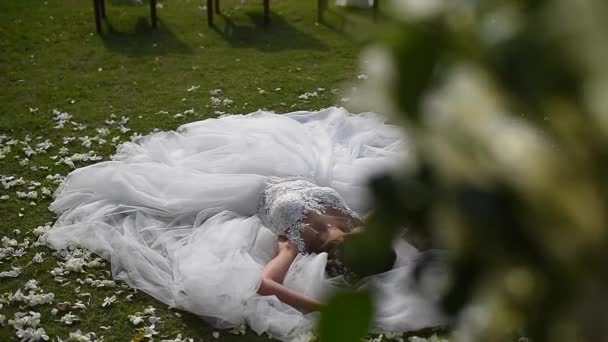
46,107 -> 445,340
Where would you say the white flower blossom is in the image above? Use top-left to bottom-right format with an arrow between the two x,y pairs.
101,295 -> 116,307
148,316 -> 161,324
26,292 -> 54,306
53,109 -> 73,129
129,315 -> 144,326
59,312 -> 79,325
64,256 -> 86,273
32,253 -> 44,263
9,311 -> 41,330
16,326 -> 49,341
78,136 -> 92,149
143,306 -> 156,315
141,324 -> 159,338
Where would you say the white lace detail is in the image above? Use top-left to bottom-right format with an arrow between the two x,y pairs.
257,177 -> 359,253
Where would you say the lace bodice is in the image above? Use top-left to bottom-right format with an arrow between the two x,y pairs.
257,178 -> 360,253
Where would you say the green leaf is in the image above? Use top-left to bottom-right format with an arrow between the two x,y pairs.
318,290 -> 373,342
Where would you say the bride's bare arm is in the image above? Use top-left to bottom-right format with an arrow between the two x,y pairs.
257,237 -> 323,312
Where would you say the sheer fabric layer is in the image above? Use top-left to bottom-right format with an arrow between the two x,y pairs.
47,107 -> 444,341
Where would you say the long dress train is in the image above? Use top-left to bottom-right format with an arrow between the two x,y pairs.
46,107 -> 445,340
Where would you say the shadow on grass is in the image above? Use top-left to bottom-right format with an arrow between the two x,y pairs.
211,11 -> 327,52
319,6 -> 379,38
100,17 -> 193,56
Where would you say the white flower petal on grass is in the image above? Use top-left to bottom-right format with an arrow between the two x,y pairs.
187,85 -> 200,92
32,252 -> 44,263
24,279 -> 39,291
8,311 -> 42,330
26,292 -> 54,306
66,330 -> 96,342
64,257 -> 86,273
1,266 -> 22,278
143,305 -> 156,315
101,295 -> 116,308
10,289 -> 25,303
210,97 -> 222,106
129,315 -> 144,326
228,324 -> 246,335
298,92 -> 318,100
69,300 -> 86,311
160,334 -> 194,342
78,136 -> 92,149
118,125 -> 131,134
59,313 -> 79,325
52,273 -> 67,282
71,122 -> 87,131
141,324 -> 159,338
16,326 -> 49,341
53,109 -> 72,129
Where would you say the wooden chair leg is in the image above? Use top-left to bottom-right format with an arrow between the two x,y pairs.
207,0 -> 214,26
93,0 -> 102,33
215,0 -> 220,14
100,0 -> 107,18
263,0 -> 270,25
150,0 -> 158,28
373,0 -> 379,21
317,0 -> 326,23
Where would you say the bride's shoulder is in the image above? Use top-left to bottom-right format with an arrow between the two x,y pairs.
277,236 -> 298,253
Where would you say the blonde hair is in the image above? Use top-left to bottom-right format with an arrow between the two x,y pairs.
319,226 -> 364,252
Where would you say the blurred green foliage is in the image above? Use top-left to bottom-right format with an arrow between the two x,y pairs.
319,290 -> 373,342
322,0 -> 608,341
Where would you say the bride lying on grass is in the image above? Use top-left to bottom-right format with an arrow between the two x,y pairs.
46,107 -> 446,341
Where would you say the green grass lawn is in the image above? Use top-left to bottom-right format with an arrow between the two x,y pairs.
0,1 -> 441,341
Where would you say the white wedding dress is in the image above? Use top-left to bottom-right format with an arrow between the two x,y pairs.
46,107 -> 446,341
